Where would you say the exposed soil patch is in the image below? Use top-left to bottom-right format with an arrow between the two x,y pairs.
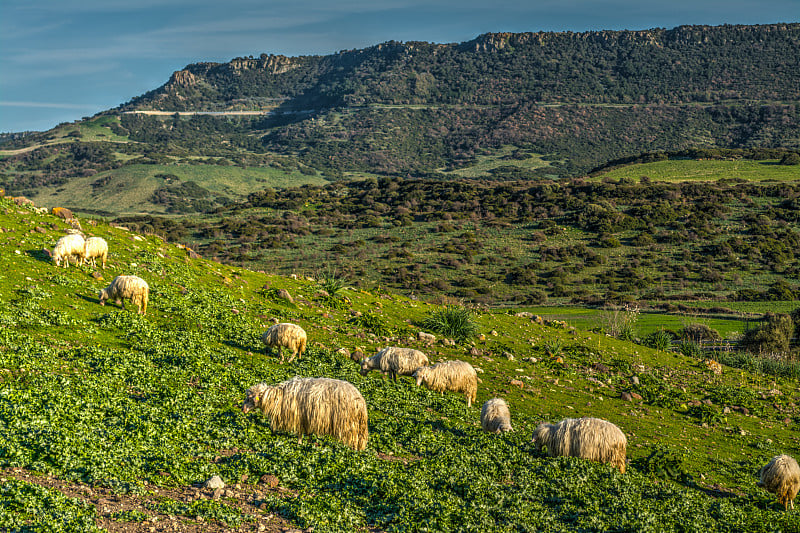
1,467 -> 303,532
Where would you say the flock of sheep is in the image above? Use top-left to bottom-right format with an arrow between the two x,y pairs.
50,230 -> 800,511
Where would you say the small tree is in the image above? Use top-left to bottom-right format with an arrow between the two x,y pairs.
740,312 -> 793,355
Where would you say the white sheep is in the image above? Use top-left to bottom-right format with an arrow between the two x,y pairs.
412,360 -> 478,407
481,398 -> 513,433
533,417 -> 627,473
52,234 -> 85,268
360,346 -> 429,381
98,275 -> 149,315
759,454 -> 800,511
83,237 -> 108,269
242,377 -> 368,450
262,323 -> 307,363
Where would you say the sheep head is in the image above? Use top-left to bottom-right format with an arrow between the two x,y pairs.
242,383 -> 271,413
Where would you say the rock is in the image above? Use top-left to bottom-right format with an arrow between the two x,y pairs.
337,347 -> 351,358
418,331 -> 435,345
515,312 -> 533,318
593,363 -> 611,374
204,475 -> 225,490
52,207 -> 74,220
621,392 -> 632,402
723,406 -> 731,414
212,487 -> 224,500
317,289 -> 330,298
630,376 -> 639,386
260,474 -> 279,488
503,351 -> 515,361
510,379 -> 525,388
188,248 -> 201,259
630,392 -> 643,401
277,289 -> 294,303
490,330 -> 498,336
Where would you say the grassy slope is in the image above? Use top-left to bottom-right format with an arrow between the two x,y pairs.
593,159 -> 800,182
1,195 -> 800,531
28,164 -> 329,215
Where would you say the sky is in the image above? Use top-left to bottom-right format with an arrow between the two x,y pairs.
1,0 -> 797,133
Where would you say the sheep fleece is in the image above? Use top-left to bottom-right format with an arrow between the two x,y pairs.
759,454 -> 800,510
481,398 -> 513,433
52,234 -> 85,267
98,275 -> 149,314
261,323 -> 307,363
360,346 -> 429,379
413,360 -> 477,406
243,377 -> 368,450
83,237 -> 108,269
533,417 -> 627,473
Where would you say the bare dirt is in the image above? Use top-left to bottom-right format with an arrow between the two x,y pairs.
1,467 -> 306,532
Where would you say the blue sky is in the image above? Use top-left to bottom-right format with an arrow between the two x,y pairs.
1,0 -> 797,133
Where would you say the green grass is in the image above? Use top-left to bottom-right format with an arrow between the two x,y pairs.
594,159 -> 800,182
28,163 -> 329,215
443,145 -> 553,178
3,196 -> 800,530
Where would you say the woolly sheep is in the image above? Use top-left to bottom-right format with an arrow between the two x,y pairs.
261,323 -> 307,363
533,417 -> 627,473
242,377 -> 368,450
52,234 -> 85,268
481,398 -> 513,433
83,237 -> 108,269
98,275 -> 149,315
360,346 -> 429,381
758,454 -> 800,510
412,359 -> 478,407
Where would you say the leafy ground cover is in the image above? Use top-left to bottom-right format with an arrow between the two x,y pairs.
2,196 -> 800,531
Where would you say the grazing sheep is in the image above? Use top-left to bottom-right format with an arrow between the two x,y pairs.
52,234 -> 85,268
83,237 -> 108,269
261,323 -> 307,363
412,360 -> 478,407
533,417 -> 627,473
481,398 -> 513,433
242,377 -> 368,450
98,275 -> 149,315
758,454 -> 800,510
359,346 -> 429,381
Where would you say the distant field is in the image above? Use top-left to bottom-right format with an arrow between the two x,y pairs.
444,145 -> 553,178
29,163 -> 329,215
594,159 -> 800,182
513,304 -> 783,340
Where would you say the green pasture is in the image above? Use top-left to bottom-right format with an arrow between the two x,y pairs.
594,158 -> 800,182
27,163 -> 329,215
443,144 -> 553,178
3,197 -> 800,531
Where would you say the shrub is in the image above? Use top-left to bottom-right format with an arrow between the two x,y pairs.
643,330 -> 673,352
680,323 -> 721,342
421,306 -> 478,343
740,312 -> 793,355
678,341 -> 703,358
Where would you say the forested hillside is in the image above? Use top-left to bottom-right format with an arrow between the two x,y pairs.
1,23 -> 799,207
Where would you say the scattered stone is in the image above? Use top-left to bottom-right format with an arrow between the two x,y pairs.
522,356 -> 538,363
621,392 -> 632,402
350,310 -> 363,317
515,311 -> 533,318
503,351 -> 515,361
204,475 -> 225,490
785,418 -> 792,425
630,392 -> 643,401
723,406 -> 731,414
510,379 -> 525,388
418,331 -> 435,345
592,363 -> 611,374
277,289 -> 294,303
490,330 -> 498,336
212,487 -> 224,500
260,474 -> 279,488
630,376 -> 639,386
337,347 -> 351,359
470,347 -> 482,356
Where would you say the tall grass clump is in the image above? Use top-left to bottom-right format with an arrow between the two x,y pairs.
643,330 -> 673,352
318,268 -> 348,296
421,305 -> 478,343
